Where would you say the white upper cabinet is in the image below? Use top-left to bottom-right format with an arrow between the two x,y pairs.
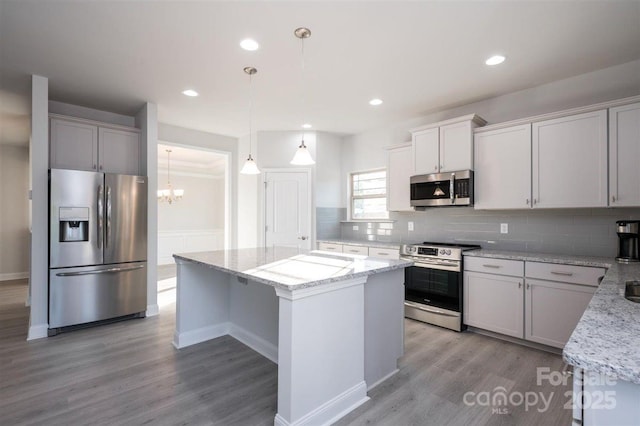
387,144 -> 414,211
98,127 -> 141,175
50,118 -> 99,172
411,114 -> 486,175
609,102 -> 640,207
412,127 -> 439,174
50,115 -> 141,175
532,110 -> 608,208
474,124 -> 532,210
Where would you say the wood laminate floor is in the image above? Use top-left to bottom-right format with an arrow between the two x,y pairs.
0,279 -> 571,425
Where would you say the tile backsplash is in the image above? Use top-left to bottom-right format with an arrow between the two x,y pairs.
316,207 -> 346,240
334,207 -> 640,258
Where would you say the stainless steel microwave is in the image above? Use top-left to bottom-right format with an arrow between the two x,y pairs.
410,170 -> 474,208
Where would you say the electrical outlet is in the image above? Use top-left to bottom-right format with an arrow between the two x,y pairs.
353,225 -> 359,231
408,221 -> 414,231
500,223 -> 508,234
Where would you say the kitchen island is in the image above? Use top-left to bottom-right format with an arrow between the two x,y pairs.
562,261 -> 640,426
173,247 -> 412,426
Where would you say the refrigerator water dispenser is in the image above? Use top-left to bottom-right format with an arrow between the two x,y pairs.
59,207 -> 89,242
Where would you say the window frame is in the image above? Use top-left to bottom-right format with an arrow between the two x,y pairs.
348,168 -> 389,221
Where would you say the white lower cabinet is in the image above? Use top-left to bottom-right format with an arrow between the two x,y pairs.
464,271 -> 523,338
464,256 -> 603,348
524,278 -> 596,348
317,242 -> 400,259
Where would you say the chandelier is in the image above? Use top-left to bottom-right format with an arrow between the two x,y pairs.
157,149 -> 184,204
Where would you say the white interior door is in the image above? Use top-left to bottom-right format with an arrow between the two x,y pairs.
264,170 -> 311,249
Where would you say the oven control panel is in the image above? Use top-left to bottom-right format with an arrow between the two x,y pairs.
400,243 -> 479,261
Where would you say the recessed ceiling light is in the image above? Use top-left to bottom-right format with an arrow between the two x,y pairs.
240,39 -> 259,51
485,55 -> 506,66
182,89 -> 199,97
369,98 -> 383,106
302,123 -> 312,129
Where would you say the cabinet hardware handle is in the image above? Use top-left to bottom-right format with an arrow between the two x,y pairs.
526,283 -> 530,290
518,282 -> 522,289
93,164 -> 97,170
376,252 -> 388,256
482,264 -> 501,268
526,199 -> 529,205
612,196 -> 616,203
551,271 -> 573,276
434,165 -> 438,170
533,198 -> 537,205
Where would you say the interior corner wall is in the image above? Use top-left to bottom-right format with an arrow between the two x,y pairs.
28,75 -> 49,340
0,145 -> 30,280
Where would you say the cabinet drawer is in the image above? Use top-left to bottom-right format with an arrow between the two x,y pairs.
525,262 -> 605,287
368,247 -> 400,260
318,242 -> 343,252
464,257 -> 524,277
342,244 -> 369,255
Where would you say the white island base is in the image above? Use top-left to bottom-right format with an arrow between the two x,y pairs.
173,250 -> 408,426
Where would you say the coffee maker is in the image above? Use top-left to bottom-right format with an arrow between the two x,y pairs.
616,220 -> 640,263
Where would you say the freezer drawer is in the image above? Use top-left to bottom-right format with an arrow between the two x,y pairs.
49,261 -> 147,328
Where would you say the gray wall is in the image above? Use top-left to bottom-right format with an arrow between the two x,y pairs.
0,145 -> 30,279
334,59 -> 640,258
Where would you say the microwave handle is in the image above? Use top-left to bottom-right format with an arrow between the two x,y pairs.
450,173 -> 455,204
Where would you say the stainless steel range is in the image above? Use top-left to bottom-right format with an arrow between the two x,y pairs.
400,242 -> 480,331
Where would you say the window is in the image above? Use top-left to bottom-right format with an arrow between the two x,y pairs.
350,169 -> 388,220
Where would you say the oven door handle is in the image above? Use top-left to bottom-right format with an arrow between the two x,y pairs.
410,261 -> 461,272
405,301 -> 459,317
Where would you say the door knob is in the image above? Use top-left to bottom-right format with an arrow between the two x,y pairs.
298,236 -> 308,240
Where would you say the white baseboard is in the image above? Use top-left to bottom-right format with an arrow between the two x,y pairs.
0,272 -> 28,282
172,322 -> 229,349
275,381 -> 369,426
146,304 -> 159,317
367,368 -> 399,391
27,324 -> 49,341
228,324 -> 278,364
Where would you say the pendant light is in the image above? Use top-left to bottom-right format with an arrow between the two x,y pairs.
157,149 -> 184,204
290,27 -> 315,166
240,66 -> 261,175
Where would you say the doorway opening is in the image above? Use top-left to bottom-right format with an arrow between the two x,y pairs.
156,143 -> 230,307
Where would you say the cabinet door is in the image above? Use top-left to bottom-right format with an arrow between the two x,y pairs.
524,278 -> 596,348
98,127 -> 141,175
317,242 -> 343,252
440,120 -> 473,172
463,271 -> 523,338
412,128 -> 439,175
609,102 -> 640,207
474,124 -> 532,209
532,110 -> 608,208
50,118 -> 98,171
387,145 -> 414,211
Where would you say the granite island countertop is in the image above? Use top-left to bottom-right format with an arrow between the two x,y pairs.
463,249 -> 640,384
174,246 -> 412,292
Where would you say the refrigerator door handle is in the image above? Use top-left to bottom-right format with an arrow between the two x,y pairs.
97,185 -> 104,249
106,185 -> 111,248
55,264 -> 145,277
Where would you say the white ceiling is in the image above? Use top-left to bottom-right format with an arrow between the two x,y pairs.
1,1 -> 639,147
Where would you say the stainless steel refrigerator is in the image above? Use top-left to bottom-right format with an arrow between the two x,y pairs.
49,168 -> 148,331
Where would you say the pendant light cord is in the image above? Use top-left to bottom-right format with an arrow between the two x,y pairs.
300,34 -> 306,147
249,71 -> 253,157
167,149 -> 171,187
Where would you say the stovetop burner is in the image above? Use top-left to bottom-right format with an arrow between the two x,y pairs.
421,241 -> 481,250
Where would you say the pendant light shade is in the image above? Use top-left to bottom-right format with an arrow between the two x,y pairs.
290,27 -> 315,165
241,66 -> 260,175
240,154 -> 261,174
290,140 -> 315,165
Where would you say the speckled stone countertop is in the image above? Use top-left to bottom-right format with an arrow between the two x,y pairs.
464,249 -> 640,384
317,239 -> 402,249
174,247 -> 412,292
463,249 -> 611,268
